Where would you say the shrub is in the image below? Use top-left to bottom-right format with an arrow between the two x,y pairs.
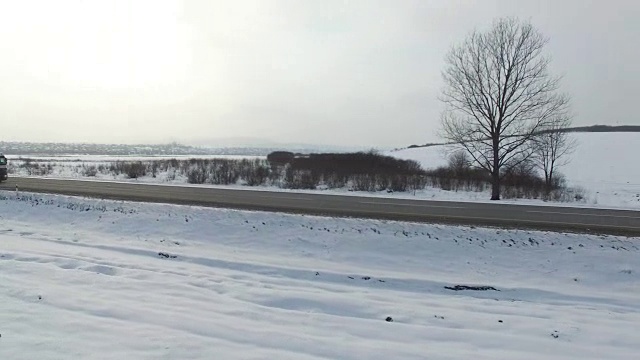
244,160 -> 270,186
187,167 -> 206,184
123,162 -> 147,179
83,165 -> 98,177
284,166 -> 317,189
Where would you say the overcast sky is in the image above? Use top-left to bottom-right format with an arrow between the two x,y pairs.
0,0 -> 637,148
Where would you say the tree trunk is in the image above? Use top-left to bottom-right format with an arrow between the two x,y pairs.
491,137 -> 501,200
544,169 -> 553,197
491,170 -> 501,200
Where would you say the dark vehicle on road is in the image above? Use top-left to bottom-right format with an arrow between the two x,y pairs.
0,154 -> 8,181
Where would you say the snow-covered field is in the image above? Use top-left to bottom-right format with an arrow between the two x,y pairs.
1,191 -> 639,359
390,132 -> 640,209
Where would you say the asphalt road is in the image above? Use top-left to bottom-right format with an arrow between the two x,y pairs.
2,176 -> 639,236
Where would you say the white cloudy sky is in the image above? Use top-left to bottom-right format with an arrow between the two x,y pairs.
0,0 -> 637,148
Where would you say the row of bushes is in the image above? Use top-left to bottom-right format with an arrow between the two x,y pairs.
9,151 -> 582,202
10,153 -> 426,191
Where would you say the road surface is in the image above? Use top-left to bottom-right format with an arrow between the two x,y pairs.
1,176 -> 639,236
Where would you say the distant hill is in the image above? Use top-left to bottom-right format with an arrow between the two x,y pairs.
0,141 -> 209,156
187,136 -> 364,152
0,141 -> 360,157
0,141 -> 281,156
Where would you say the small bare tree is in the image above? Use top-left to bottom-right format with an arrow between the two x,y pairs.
440,17 -> 569,200
448,150 -> 471,174
532,117 -> 577,195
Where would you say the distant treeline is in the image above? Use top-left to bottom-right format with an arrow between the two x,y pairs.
402,124 -> 640,150
406,142 -> 450,149
557,125 -> 640,133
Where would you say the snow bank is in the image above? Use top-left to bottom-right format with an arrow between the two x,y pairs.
0,191 -> 638,359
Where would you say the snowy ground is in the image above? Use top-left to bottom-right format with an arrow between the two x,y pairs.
1,191 -> 639,359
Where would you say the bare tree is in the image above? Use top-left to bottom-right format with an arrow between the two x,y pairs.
448,150 -> 471,174
532,117 -> 577,195
440,17 -> 569,200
